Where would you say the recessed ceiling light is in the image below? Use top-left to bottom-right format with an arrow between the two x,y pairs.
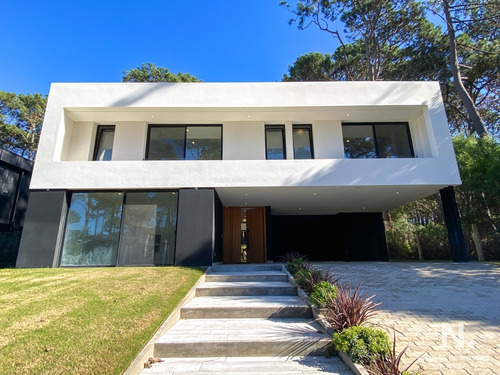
362,206 -> 366,210
298,207 -> 302,210
346,113 -> 350,117
396,191 -> 400,195
313,192 -> 317,196
245,193 -> 248,196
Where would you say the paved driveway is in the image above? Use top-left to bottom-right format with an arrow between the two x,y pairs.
313,262 -> 500,375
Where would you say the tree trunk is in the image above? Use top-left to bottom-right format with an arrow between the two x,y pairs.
415,230 -> 424,260
471,223 -> 484,261
442,0 -> 489,137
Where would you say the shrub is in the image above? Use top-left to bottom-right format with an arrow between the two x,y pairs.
332,326 -> 390,365
310,281 -> 338,308
279,251 -> 306,264
286,257 -> 307,275
323,283 -> 380,332
369,330 -> 422,375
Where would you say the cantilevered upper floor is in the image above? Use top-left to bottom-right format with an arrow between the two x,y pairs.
31,81 -> 460,214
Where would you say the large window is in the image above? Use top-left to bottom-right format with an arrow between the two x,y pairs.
293,125 -> 314,159
265,125 -> 286,159
342,122 -> 414,159
60,191 -> 178,266
146,125 -> 222,160
93,126 -> 115,161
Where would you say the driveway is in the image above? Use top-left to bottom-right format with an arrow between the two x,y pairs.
313,262 -> 500,375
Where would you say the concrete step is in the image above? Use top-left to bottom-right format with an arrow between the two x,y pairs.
206,271 -> 288,282
195,281 -> 297,296
141,356 -> 351,374
211,264 -> 284,272
154,318 -> 333,358
181,295 -> 312,319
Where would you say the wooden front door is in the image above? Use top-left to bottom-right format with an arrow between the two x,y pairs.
222,207 -> 266,263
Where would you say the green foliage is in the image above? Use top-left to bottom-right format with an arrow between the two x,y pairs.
332,325 -> 390,365
282,52 -> 336,81
310,281 -> 337,308
286,257 -> 307,275
122,62 -> 200,82
0,91 -> 47,159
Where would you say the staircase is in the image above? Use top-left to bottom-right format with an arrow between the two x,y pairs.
140,264 -> 351,374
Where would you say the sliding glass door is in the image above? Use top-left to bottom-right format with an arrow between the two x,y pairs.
60,191 -> 178,266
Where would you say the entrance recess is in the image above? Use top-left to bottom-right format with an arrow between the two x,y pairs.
223,207 -> 266,263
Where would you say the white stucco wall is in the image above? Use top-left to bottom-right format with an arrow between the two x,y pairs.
30,82 -> 460,213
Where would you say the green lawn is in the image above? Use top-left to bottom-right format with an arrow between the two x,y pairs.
0,266 -> 204,375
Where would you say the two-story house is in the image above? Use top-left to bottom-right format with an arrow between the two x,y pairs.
16,82 -> 465,267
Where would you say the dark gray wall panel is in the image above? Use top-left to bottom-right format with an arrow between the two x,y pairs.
271,212 -> 388,261
175,189 -> 215,266
16,191 -> 67,268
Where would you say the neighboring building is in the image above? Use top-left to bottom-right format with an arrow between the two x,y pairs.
16,82 -> 463,268
0,149 -> 32,231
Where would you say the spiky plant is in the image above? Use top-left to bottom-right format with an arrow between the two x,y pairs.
368,330 -> 422,375
323,283 -> 381,332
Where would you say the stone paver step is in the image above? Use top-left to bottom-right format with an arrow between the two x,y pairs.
141,356 -> 352,374
196,281 -> 297,296
154,318 -> 332,357
181,295 -> 312,319
211,264 -> 284,272
206,271 -> 288,282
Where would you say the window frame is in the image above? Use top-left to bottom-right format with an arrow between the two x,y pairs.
342,122 -> 415,159
145,124 -> 223,161
59,189 -> 180,267
292,124 -> 314,159
265,125 -> 287,160
92,125 -> 115,161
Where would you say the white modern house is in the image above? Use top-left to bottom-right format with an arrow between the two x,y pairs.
16,82 -> 467,268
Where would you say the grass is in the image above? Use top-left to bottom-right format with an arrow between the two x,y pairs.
0,266 -> 204,375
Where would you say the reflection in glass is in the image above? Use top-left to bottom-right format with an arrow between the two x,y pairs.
60,192 -> 123,266
94,127 -> 115,161
375,124 -> 413,158
342,125 -> 376,158
147,126 -> 185,160
185,126 -> 222,160
266,126 -> 286,159
117,192 -> 178,266
293,126 -> 313,159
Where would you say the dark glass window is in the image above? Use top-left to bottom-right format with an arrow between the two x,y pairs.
342,123 -> 414,159
93,126 -> 115,161
117,192 -> 178,266
146,125 -> 222,160
265,125 -> 286,159
293,125 -> 314,159
60,191 -> 179,267
60,192 -> 123,266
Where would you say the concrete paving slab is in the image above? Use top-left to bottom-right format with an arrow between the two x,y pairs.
313,262 -> 500,375
181,295 -> 311,319
206,271 -> 289,282
196,281 -> 297,296
141,356 -> 352,374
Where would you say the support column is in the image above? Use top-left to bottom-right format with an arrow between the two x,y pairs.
440,186 -> 468,262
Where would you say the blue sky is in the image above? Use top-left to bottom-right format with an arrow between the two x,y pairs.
0,0 -> 339,95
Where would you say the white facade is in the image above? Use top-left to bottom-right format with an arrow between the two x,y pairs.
33,82 -> 460,215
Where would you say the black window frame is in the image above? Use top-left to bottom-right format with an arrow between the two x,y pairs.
292,124 -> 314,159
92,125 -> 115,161
145,124 -> 223,161
59,189 -> 180,267
265,125 -> 287,160
342,122 -> 415,159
